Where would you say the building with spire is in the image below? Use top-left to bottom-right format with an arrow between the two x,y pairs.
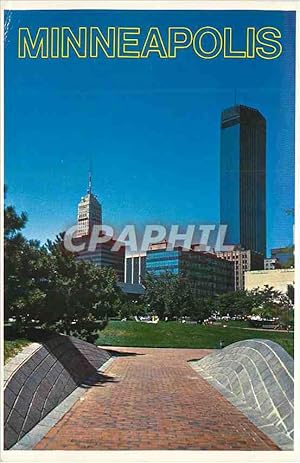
73,172 -> 125,281
76,172 -> 102,237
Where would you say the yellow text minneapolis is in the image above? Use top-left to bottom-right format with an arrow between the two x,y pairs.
18,26 -> 283,60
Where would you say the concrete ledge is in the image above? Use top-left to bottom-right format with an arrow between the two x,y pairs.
190,339 -> 294,450
4,334 -> 111,449
4,343 -> 41,386
11,356 -> 115,450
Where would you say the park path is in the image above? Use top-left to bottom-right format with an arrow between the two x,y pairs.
34,346 -> 278,450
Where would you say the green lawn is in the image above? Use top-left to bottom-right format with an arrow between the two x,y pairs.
226,320 -> 249,328
96,321 -> 294,356
4,339 -> 31,364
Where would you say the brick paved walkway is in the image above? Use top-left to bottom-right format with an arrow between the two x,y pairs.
34,347 -> 279,450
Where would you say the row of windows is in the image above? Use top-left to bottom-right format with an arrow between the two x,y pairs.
78,253 -> 123,263
150,268 -> 179,276
147,264 -> 179,271
77,255 -> 121,265
147,255 -> 232,269
146,259 -> 179,268
147,251 -> 180,259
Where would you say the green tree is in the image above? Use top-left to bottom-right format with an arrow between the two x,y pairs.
4,197 -> 123,342
4,187 -> 33,321
186,296 -> 212,323
209,290 -> 257,318
5,240 -> 48,325
142,271 -> 197,320
40,235 -> 123,341
118,300 -> 146,320
287,284 -> 294,305
251,285 -> 293,328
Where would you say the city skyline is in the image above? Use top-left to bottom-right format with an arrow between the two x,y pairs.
4,9 -> 295,255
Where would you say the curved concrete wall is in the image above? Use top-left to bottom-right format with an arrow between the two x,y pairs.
4,334 -> 111,449
191,339 -> 294,448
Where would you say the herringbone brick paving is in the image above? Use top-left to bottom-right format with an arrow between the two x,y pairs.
34,347 -> 279,450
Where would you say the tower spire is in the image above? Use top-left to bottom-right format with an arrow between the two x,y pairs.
87,170 -> 92,194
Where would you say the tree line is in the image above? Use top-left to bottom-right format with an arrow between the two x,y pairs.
5,190 -> 294,344
142,272 -> 294,327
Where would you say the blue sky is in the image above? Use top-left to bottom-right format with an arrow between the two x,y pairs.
4,9 -> 295,255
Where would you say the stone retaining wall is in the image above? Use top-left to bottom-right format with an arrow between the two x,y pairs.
4,334 -> 111,449
190,339 -> 294,449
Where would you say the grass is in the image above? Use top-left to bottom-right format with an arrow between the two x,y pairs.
4,339 -> 31,364
226,320 -> 249,328
96,320 -> 294,357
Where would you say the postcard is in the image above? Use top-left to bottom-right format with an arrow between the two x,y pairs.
1,1 -> 299,462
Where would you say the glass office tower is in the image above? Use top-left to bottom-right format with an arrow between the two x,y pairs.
220,105 -> 266,256
146,248 -> 234,297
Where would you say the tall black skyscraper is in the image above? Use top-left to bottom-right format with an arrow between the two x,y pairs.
220,105 -> 266,256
